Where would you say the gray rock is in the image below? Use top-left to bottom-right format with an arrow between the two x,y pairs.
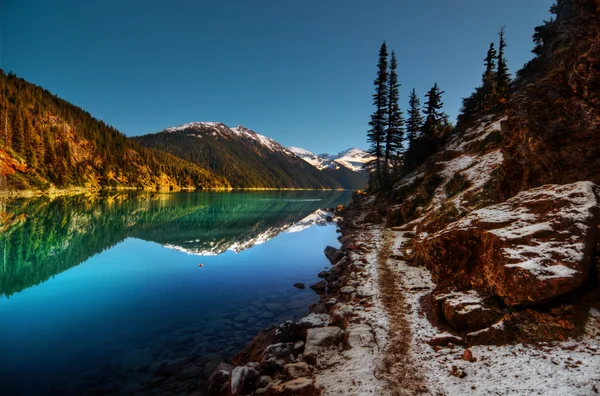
339,286 -> 356,294
283,362 -> 311,379
304,326 -> 344,365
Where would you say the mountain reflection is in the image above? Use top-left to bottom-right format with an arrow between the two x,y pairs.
0,191 -> 350,298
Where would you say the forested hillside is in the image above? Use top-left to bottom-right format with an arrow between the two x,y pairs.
135,123 -> 349,189
0,70 -> 229,191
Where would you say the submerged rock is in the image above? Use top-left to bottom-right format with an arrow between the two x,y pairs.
421,182 -> 600,306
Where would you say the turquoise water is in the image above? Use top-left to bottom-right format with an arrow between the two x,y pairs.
0,191 -> 351,395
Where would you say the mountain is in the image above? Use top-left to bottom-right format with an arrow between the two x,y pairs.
135,122 -> 364,190
288,146 -> 373,172
0,70 -> 230,191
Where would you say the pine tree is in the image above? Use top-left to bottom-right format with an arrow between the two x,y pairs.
496,27 -> 511,103
367,42 -> 389,191
422,83 -> 446,138
406,89 -> 424,144
482,42 -> 498,111
383,51 -> 404,189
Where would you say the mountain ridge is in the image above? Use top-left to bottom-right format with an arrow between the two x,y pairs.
135,122 -> 368,190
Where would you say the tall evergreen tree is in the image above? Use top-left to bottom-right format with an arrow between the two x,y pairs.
496,27 -> 511,102
422,83 -> 446,138
482,42 -> 498,111
406,89 -> 423,144
384,51 -> 404,189
367,42 -> 389,191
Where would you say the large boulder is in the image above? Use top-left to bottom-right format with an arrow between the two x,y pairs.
421,182 -> 600,306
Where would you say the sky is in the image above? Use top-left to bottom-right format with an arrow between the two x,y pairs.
1,0 -> 554,154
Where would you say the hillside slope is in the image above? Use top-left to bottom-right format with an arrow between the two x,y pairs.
0,71 -> 229,191
135,123 -> 348,189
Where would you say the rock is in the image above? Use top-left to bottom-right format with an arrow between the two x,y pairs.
230,364 -> 260,396
161,357 -> 190,376
309,280 -> 327,294
437,290 -> 503,332
463,349 -> 475,362
293,283 -> 305,289
317,270 -> 329,279
271,377 -> 319,396
304,327 -> 344,365
257,375 -> 273,388
427,332 -> 465,347
233,328 -> 278,366
339,286 -> 355,294
293,341 -> 305,355
283,362 -> 311,379
450,365 -> 467,379
420,182 -> 600,306
465,319 -> 514,346
324,298 -> 338,307
261,343 -> 294,367
324,246 -> 345,264
207,363 -> 234,396
266,302 -> 286,312
347,324 -> 375,349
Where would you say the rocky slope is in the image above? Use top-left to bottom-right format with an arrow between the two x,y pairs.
135,123 -> 362,190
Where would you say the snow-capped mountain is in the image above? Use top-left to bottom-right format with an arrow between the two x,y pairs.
164,122 -> 292,154
288,146 -> 373,172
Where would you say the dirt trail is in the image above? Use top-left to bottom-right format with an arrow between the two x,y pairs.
374,228 -> 429,395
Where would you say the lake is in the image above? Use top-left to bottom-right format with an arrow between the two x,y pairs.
0,190 -> 352,395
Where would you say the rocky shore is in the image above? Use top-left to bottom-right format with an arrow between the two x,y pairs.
204,198 -> 391,395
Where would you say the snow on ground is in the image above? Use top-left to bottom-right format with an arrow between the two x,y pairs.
315,228 -> 389,395
388,228 -> 600,396
447,116 -> 506,152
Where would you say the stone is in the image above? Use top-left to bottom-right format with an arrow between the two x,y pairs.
339,286 -> 355,294
420,182 -> 600,306
293,341 -> 305,355
465,319 -> 514,346
437,290 -> 503,332
261,343 -> 294,367
283,362 -> 311,379
325,298 -> 338,307
309,280 -> 327,294
304,327 -> 343,365
230,364 -> 260,396
324,246 -> 345,264
271,377 -> 319,396
317,270 -> 329,279
463,349 -> 475,362
347,324 -> 375,349
427,333 -> 465,347
161,357 -> 190,376
207,364 -> 233,396
293,283 -> 306,289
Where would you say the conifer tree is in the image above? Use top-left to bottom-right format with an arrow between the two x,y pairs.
482,42 -> 498,111
496,27 -> 511,102
422,83 -> 446,138
367,42 -> 389,191
384,51 -> 404,189
406,89 -> 423,144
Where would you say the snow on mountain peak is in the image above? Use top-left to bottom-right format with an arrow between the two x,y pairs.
289,146 -> 373,172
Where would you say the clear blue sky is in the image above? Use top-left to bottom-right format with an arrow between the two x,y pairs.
2,0 -> 553,154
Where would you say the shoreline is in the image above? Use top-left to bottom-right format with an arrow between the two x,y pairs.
0,187 -> 350,200
203,195 -> 391,395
